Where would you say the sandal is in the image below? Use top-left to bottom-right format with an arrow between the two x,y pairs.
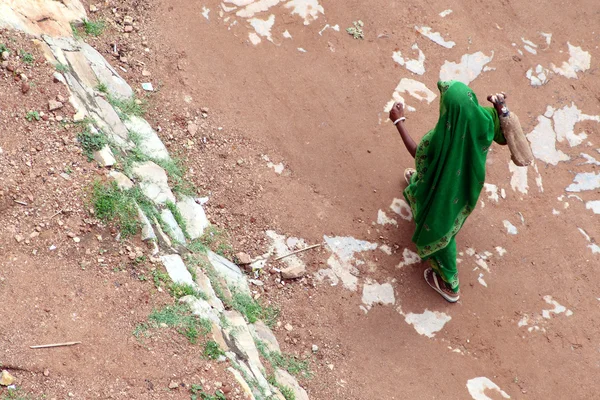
404,168 -> 416,185
424,268 -> 460,303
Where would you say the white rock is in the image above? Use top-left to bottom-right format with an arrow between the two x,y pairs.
131,161 -> 176,204
179,295 -> 219,324
123,116 -> 169,161
274,369 -> 309,400
223,310 -> 266,371
160,254 -> 194,285
195,268 -> 224,311
137,205 -> 156,241
160,208 -> 186,244
93,145 -> 115,167
207,250 -> 251,295
109,170 -> 134,190
176,196 -> 209,239
250,320 -> 280,353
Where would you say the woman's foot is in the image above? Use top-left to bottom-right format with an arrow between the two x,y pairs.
424,268 -> 460,303
404,168 -> 416,185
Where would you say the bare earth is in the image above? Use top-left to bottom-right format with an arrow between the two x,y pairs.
1,0 -> 600,399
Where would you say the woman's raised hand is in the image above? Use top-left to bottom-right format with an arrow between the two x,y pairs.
389,102 -> 404,122
487,92 -> 507,105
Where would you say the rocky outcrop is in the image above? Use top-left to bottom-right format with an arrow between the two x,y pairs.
0,0 -> 86,37
0,2 -> 311,398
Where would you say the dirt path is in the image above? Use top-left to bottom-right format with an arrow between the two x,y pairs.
146,0 -> 600,398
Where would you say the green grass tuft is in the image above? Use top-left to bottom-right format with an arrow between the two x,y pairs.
19,50 -> 34,64
96,82 -> 109,93
107,94 -> 146,118
149,304 -> 211,344
55,63 -> 69,73
25,111 -> 40,122
166,200 -> 190,239
203,340 -> 225,360
91,181 -> 139,238
258,339 -> 312,379
0,43 -> 9,54
77,126 -> 108,161
82,19 -> 105,36
268,375 -> 296,400
190,384 -> 226,400
232,291 -> 279,327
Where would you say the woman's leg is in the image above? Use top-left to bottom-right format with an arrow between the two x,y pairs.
428,237 -> 459,293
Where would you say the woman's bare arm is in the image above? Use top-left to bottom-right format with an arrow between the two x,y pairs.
389,102 -> 417,158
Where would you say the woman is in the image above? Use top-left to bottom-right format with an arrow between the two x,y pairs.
389,80 -> 508,303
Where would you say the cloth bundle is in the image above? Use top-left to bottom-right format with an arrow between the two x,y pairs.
499,112 -> 534,166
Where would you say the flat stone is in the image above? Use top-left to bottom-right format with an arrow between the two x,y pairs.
223,310 -> 265,371
131,161 -> 176,205
136,205 -> 156,241
160,208 -> 186,244
79,42 -> 134,99
210,323 -> 229,351
248,361 -> 272,397
123,116 -> 169,161
179,295 -> 219,324
236,252 -> 252,265
48,100 -> 63,111
250,320 -> 280,353
176,196 -> 209,239
274,369 -> 309,400
93,96 -> 130,143
160,254 -> 194,286
194,266 -> 224,311
93,145 -> 115,167
109,171 -> 134,190
0,370 -> 15,386
152,216 -> 172,249
281,264 -> 306,280
207,250 -> 250,295
227,368 -> 256,400
64,49 -> 99,91
0,2 -> 86,37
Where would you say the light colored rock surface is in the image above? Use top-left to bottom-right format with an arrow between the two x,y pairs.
136,205 -> 156,241
195,267 -> 225,311
93,145 -> 116,166
207,250 -> 251,295
64,47 -> 99,90
250,320 -> 280,353
160,254 -> 194,285
228,367 -> 256,400
223,310 -> 266,372
211,323 -> 229,351
152,216 -> 172,249
132,161 -> 176,204
0,0 -> 86,37
124,116 -> 170,161
0,369 -> 15,386
281,263 -> 306,279
248,360 -> 272,396
160,208 -> 186,244
275,369 -> 309,400
93,96 -> 131,144
176,196 -> 209,239
361,281 -> 395,310
109,170 -> 134,190
179,295 -> 219,324
79,42 -> 133,99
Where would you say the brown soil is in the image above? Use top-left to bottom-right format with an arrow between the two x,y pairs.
2,0 -> 600,399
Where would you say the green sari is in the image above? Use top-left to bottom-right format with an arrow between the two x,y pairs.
404,81 -> 505,292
